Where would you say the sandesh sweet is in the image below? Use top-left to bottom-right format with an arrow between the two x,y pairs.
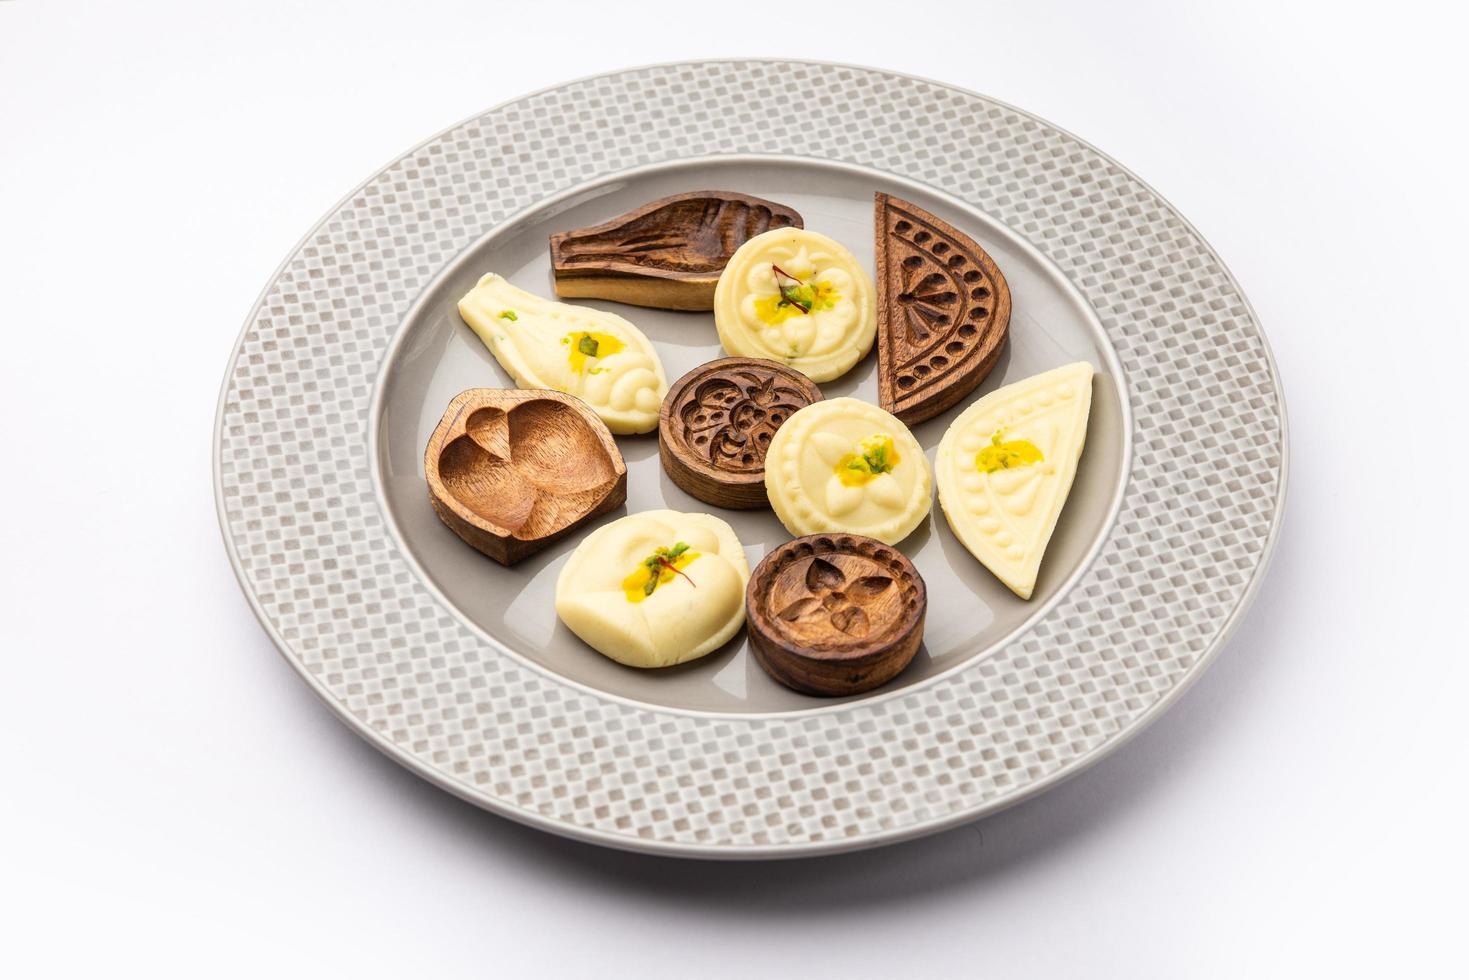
763,397 -> 932,546
713,228 -> 876,383
554,511 -> 750,668
458,273 -> 668,435
935,362 -> 1095,599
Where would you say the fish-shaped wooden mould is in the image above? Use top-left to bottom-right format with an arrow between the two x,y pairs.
549,191 -> 803,311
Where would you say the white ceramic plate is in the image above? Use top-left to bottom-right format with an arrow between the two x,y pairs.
215,60 -> 1287,858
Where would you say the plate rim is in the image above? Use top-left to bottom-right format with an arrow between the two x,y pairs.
214,58 -> 1290,859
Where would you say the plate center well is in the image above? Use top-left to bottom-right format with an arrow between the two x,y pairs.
372,157 -> 1130,715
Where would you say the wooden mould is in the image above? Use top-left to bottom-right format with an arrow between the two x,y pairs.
658,357 -> 823,510
549,191 -> 803,311
875,192 -> 1012,425
424,388 -> 626,565
746,534 -> 927,696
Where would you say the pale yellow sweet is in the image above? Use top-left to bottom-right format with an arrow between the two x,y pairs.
712,228 -> 875,383
935,362 -> 1095,600
458,273 -> 668,434
764,397 -> 932,545
554,511 -> 749,668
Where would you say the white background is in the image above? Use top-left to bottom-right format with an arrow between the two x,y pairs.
3,1 -> 1466,976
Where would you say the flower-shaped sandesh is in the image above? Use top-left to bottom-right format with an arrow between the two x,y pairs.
714,228 -> 876,383
765,397 -> 932,546
813,431 -> 906,518
775,556 -> 895,640
736,246 -> 857,365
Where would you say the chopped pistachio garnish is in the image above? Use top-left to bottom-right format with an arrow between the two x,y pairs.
836,434 -> 901,486
975,433 -> 1044,473
563,331 -> 625,373
622,542 -> 698,602
498,309 -> 517,321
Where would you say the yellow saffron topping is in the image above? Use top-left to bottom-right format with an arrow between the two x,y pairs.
976,433 -> 1044,473
562,331 -> 625,373
754,279 -> 840,325
622,545 -> 700,603
836,433 -> 901,486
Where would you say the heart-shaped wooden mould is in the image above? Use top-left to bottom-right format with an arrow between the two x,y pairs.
424,388 -> 627,565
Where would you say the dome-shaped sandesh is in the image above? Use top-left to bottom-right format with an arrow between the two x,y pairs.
936,362 -> 1095,599
554,511 -> 750,668
764,398 -> 932,546
713,228 -> 876,383
458,273 -> 668,434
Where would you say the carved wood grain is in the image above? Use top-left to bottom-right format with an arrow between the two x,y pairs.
746,534 -> 926,696
658,357 -> 822,510
550,191 -> 803,310
424,388 -> 626,565
875,192 -> 1012,425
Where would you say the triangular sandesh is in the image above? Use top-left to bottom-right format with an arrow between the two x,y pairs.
874,193 -> 1011,425
936,362 -> 1095,599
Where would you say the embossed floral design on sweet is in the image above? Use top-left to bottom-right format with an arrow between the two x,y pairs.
764,397 -> 932,545
714,228 -> 876,383
819,432 -> 904,518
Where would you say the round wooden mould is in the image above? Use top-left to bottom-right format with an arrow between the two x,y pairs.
746,534 -> 927,696
658,357 -> 822,510
424,388 -> 626,565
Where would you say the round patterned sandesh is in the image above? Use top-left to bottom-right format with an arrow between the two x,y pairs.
746,533 -> 927,696
713,227 -> 876,383
658,357 -> 823,510
764,397 -> 932,546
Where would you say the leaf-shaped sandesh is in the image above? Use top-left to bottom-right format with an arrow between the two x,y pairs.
776,596 -> 823,621
846,575 -> 894,600
805,557 -> 845,593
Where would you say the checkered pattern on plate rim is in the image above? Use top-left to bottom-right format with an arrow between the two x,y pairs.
216,61 -> 1285,853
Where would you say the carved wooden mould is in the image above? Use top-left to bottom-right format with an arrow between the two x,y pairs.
746,534 -> 926,696
659,357 -> 822,510
875,192 -> 1012,425
424,388 -> 626,565
550,191 -> 803,310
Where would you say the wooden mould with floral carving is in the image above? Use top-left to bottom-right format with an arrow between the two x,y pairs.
658,357 -> 823,509
745,534 -> 927,696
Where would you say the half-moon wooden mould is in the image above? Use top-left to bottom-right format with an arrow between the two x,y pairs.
658,357 -> 823,510
746,534 -> 927,697
874,192 -> 1012,425
549,191 -> 803,311
424,388 -> 626,566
